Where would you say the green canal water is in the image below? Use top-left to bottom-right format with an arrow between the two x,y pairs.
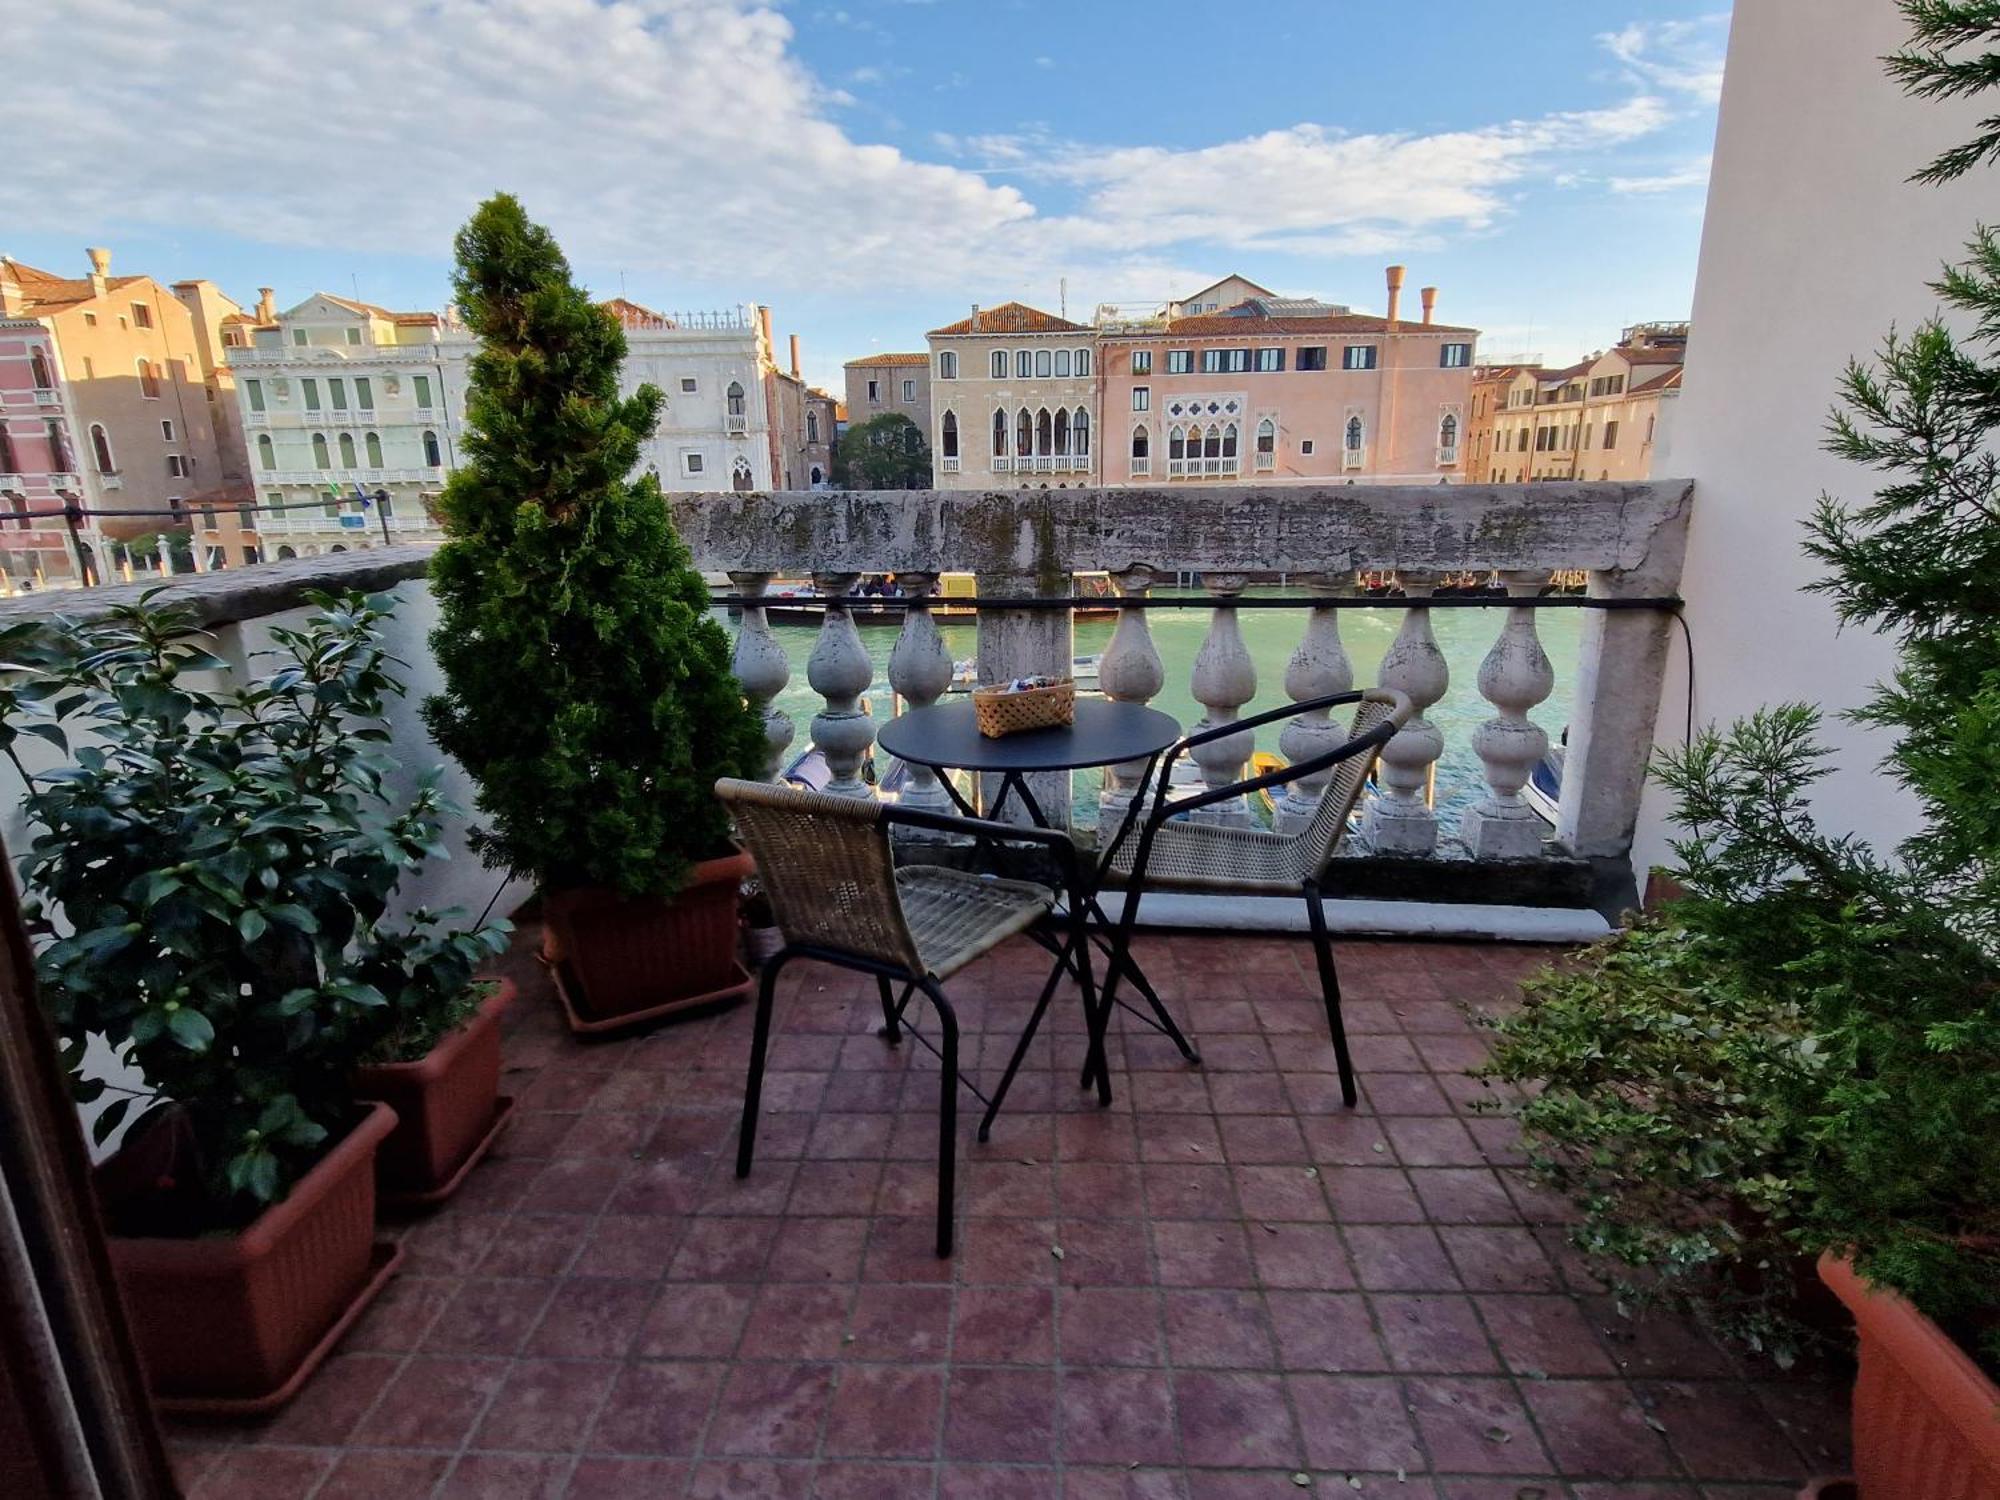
748,589 -> 1580,834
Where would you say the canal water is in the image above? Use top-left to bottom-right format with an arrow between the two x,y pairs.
747,589 -> 1580,836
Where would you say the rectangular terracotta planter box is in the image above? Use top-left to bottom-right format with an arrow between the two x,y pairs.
542,851 -> 755,1034
353,979 -> 515,1204
107,1102 -> 398,1409
1819,1253 -> 2000,1500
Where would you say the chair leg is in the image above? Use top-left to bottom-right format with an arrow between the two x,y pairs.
1303,880 -> 1358,1108
924,980 -> 960,1258
979,936 -> 1070,1143
1080,885 -> 1143,1101
877,976 -> 903,1044
736,952 -> 788,1177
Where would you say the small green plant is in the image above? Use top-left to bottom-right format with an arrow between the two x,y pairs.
6,590 -> 506,1227
1481,915 -> 1827,1364
422,193 -> 766,899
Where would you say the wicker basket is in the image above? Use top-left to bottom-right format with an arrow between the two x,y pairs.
973,678 -> 1075,737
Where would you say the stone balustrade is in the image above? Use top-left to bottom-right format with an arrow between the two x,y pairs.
674,481 -> 1691,903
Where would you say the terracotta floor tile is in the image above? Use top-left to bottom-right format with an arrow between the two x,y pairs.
190,1448 -> 335,1500
1249,1222 -> 1355,1290
315,1451 -> 454,1500
1161,1289 -> 1275,1368
1524,1377 -> 1680,1479
353,1355 -> 510,1448
1061,1366 -> 1178,1466
847,1283 -> 954,1361
1372,1293 -> 1503,1373
1403,1374 -> 1554,1474
1059,1285 -> 1163,1366
735,1283 -> 851,1360
564,1457 -> 692,1499
1264,1290 -> 1390,1373
1287,1372 -> 1426,1473
524,1277 -> 656,1358
812,1461 -> 939,1500
822,1364 -> 947,1459
1637,1380 -> 1812,1482
435,1452 -> 569,1499
1153,1219 -> 1258,1288
1171,1370 -> 1302,1468
1345,1225 -> 1461,1292
588,1361 -> 724,1456
685,1458 -> 815,1499
952,1285 -> 1057,1364
944,1366 -> 1058,1463
1477,1293 -> 1621,1376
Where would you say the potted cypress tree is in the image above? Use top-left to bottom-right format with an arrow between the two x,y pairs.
3,590 -> 507,1411
423,195 -> 768,1034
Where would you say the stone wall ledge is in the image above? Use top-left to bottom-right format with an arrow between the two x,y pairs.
0,546 -> 436,629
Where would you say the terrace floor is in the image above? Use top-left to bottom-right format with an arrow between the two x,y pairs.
165,927 -> 1851,1499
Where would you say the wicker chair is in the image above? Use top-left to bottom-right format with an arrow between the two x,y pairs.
715,777 -> 1094,1257
1097,688 -> 1412,1107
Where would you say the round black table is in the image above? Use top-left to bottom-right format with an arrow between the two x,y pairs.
877,699 -> 1181,823
876,697 -> 1195,1109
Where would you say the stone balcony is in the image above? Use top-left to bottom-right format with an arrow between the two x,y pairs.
674,480 -> 1692,926
0,534 -> 1851,1499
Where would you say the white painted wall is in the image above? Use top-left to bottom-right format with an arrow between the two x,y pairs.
1632,0 -> 1991,881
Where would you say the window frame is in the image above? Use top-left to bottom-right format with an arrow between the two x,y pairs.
989,350 -> 1008,379
1441,342 -> 1471,368
1132,386 -> 1149,412
1342,344 -> 1378,371
1255,347 -> 1284,373
937,350 -> 958,380
1296,346 -> 1328,372
1130,349 -> 1152,375
1166,350 -> 1193,375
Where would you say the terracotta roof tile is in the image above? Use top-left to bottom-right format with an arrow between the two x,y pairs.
318,292 -> 437,327
928,301 -> 1087,336
1630,366 -> 1683,394
844,352 -> 929,367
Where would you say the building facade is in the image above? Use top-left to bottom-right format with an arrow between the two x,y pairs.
0,320 -> 87,584
924,303 -> 1096,488
1,250 -> 233,551
1477,325 -> 1686,483
1096,269 -> 1477,485
842,354 -> 932,453
225,293 -> 467,556
615,301 -> 777,494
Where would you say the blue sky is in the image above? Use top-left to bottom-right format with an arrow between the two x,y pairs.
6,1 -> 1727,392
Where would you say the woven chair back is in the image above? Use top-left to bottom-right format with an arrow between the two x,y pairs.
714,779 -> 923,972
1294,689 -> 1410,880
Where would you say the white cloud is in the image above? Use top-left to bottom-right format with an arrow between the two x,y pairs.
3,0 -> 1686,304
1609,155 -> 1713,194
1599,16 -> 1728,105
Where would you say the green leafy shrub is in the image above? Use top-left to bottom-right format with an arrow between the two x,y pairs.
1483,915 -> 1827,1364
422,193 -> 766,899
6,590 -> 506,1227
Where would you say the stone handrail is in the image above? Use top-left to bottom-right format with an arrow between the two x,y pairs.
674,481 -> 1692,896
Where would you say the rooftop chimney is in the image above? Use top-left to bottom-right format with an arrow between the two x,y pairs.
1384,265 -> 1405,329
257,287 -> 276,323
86,246 -> 111,296
971,303 -> 981,332
789,333 -> 801,379
757,304 -> 774,359
1419,286 -> 1437,326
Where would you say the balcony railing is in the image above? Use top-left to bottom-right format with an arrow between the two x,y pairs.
1166,457 -> 1240,479
1131,457 -> 1150,477
939,457 -> 961,473
1437,446 -> 1460,466
680,480 -> 1692,909
726,414 -> 748,435
991,456 -> 1012,473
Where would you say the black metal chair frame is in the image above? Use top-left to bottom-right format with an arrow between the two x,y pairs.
1091,689 -> 1402,1108
734,802 -> 1096,1258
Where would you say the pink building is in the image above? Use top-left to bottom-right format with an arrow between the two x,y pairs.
0,319 -> 85,581
1097,267 -> 1477,486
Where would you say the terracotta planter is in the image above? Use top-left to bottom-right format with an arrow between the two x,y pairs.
1819,1253 -> 2000,1500
105,1102 -> 401,1414
352,980 -> 517,1208
541,851 -> 755,1035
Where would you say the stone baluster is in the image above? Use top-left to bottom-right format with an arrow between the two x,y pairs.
1461,570 -> 1555,859
1364,572 -> 1448,854
1187,572 -> 1257,826
1274,573 -> 1355,836
885,570 -> 955,831
728,570 -> 794,781
1097,564 -> 1167,829
806,571 -> 875,798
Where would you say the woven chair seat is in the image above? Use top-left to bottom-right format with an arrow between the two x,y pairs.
896,866 -> 1054,979
1106,817 -> 1309,893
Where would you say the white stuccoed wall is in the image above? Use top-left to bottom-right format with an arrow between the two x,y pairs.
1633,0 -> 1994,881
